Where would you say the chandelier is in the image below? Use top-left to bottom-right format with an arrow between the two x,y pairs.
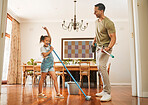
62,0 -> 88,31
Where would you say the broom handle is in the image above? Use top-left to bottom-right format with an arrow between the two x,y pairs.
49,44 -> 87,97
97,46 -> 114,58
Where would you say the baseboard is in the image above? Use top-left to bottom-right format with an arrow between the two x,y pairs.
111,83 -> 131,86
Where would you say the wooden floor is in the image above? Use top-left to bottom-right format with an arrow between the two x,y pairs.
0,85 -> 148,105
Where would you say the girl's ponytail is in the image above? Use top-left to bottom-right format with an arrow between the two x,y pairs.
40,35 -> 44,43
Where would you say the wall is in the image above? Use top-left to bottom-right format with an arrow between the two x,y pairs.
20,19 -> 131,85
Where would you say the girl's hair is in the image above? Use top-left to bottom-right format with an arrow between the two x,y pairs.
40,35 -> 49,43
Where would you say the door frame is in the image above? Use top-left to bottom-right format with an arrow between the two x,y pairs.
0,0 -> 8,93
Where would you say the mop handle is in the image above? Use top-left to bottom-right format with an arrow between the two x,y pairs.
49,44 -> 87,97
98,46 -> 114,58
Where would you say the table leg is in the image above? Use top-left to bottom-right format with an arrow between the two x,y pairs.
97,71 -> 99,86
23,67 -> 26,85
57,75 -> 60,88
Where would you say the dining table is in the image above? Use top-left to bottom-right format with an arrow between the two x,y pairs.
20,64 -> 102,87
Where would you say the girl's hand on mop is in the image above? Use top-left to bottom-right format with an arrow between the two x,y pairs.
50,46 -> 54,51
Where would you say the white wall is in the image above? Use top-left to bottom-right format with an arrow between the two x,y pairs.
109,20 -> 131,85
20,19 -> 131,85
20,21 -> 95,62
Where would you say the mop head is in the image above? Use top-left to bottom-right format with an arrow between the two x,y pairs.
111,55 -> 114,58
85,96 -> 91,101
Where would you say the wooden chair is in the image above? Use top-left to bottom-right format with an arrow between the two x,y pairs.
33,65 -> 41,84
79,62 -> 90,89
23,63 -> 34,85
99,63 -> 111,88
54,62 -> 67,88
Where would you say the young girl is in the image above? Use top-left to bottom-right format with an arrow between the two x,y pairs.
38,27 -> 64,98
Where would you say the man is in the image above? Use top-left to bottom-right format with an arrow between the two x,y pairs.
93,3 -> 116,102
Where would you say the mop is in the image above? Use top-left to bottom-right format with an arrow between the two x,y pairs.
92,43 -> 114,58
97,47 -> 114,58
49,44 -> 91,101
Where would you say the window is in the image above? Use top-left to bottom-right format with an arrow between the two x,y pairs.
2,14 -> 12,82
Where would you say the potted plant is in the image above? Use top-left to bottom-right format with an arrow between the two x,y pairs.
91,59 -> 96,65
63,59 -> 68,65
27,58 -> 37,74
27,58 -> 37,65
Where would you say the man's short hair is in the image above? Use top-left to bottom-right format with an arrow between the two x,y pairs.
95,3 -> 105,12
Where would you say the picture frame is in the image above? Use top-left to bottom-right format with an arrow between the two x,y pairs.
61,38 -> 96,60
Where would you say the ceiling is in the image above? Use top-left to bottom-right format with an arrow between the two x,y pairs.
8,0 -> 129,22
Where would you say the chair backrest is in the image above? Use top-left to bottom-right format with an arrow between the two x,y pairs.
54,62 -> 65,72
34,61 -> 42,72
34,65 -> 41,72
35,61 -> 42,65
79,62 -> 90,73
22,63 -> 34,75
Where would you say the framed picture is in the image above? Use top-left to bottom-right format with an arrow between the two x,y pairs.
61,38 -> 96,60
